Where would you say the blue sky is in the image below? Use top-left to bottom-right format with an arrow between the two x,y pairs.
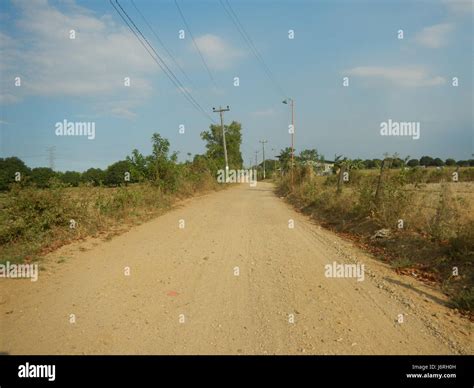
0,0 -> 472,171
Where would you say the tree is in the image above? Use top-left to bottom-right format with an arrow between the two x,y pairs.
0,157 -> 30,190
147,133 -> 180,189
407,159 -> 419,167
457,160 -> 469,167
126,149 -> 148,182
200,121 -> 243,172
61,171 -> 81,187
445,158 -> 456,166
277,147 -> 293,172
372,159 -> 382,169
298,149 -> 319,164
419,156 -> 434,167
364,159 -> 377,169
30,167 -> 56,188
433,158 -> 445,167
82,168 -> 105,186
104,160 -> 131,186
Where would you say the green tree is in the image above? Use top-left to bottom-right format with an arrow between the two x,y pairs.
61,171 -> 81,187
147,133 -> 180,190
126,149 -> 148,182
200,121 -> 243,172
445,158 -> 456,166
82,168 -> 105,186
407,159 -> 419,167
298,149 -> 319,164
30,167 -> 56,188
420,156 -> 434,166
277,147 -> 294,172
0,157 -> 30,190
433,158 -> 445,167
105,160 -> 131,186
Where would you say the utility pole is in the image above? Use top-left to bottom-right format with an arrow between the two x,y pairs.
259,140 -> 267,179
272,148 -> 277,176
213,105 -> 230,181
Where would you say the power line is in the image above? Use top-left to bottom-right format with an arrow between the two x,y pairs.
115,0 -> 213,121
130,0 -> 196,89
110,0 -> 215,122
220,0 -> 287,98
174,0 -> 217,88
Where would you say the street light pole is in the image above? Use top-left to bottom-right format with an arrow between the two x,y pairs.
272,148 -> 277,176
213,105 -> 230,181
259,140 -> 267,180
282,98 -> 295,187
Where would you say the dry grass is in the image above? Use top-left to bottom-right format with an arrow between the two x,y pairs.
277,167 -> 474,314
0,174 -> 221,265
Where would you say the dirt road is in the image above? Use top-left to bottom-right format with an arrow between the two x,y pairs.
1,182 -> 472,354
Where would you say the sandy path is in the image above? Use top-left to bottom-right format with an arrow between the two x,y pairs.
1,182 -> 472,354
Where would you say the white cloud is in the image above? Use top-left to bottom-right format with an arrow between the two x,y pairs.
0,0 -> 160,117
346,66 -> 446,87
415,23 -> 453,48
192,34 -> 245,70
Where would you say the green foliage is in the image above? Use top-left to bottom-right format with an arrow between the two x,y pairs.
445,158 -> 456,166
126,149 -> 148,182
420,155 -> 434,166
82,168 -> 105,186
30,167 -> 56,188
0,185 -> 74,245
277,147 -> 293,172
60,171 -> 82,187
200,121 -> 243,172
298,149 -> 319,164
0,157 -> 30,190
104,160 -> 132,186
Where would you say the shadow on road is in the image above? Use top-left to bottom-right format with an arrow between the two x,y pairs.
383,277 -> 450,307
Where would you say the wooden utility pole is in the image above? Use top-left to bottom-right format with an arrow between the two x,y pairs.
213,105 -> 230,180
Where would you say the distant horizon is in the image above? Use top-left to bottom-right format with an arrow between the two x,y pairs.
2,151 -> 472,173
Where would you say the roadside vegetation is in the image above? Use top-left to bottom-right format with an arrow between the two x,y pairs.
275,151 -> 474,315
0,122 -> 244,265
